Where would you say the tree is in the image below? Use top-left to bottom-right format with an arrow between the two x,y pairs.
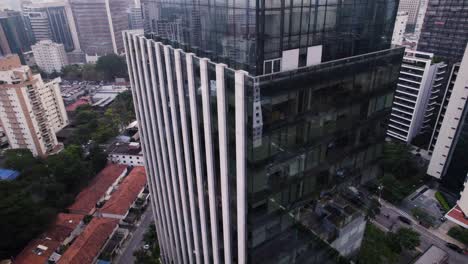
62,64 -> 82,80
96,54 -> 128,81
381,142 -> 415,177
3,149 -> 38,172
366,198 -> 381,219
395,228 -> 420,251
88,145 -> 107,174
448,227 -> 468,245
82,64 -> 102,81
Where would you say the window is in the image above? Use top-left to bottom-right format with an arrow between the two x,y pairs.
264,58 -> 281,74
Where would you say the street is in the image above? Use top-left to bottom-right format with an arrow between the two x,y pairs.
374,199 -> 468,264
115,207 -> 154,264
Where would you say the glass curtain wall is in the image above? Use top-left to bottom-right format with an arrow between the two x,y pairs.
245,47 -> 404,263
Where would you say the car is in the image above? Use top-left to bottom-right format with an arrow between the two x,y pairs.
446,243 -> 464,254
143,244 -> 150,250
398,216 -> 412,225
440,216 -> 447,222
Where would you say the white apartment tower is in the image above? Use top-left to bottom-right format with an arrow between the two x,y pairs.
427,45 -> 468,179
32,40 -> 68,74
397,0 -> 422,31
387,50 -> 446,143
392,12 -> 409,46
0,54 -> 68,156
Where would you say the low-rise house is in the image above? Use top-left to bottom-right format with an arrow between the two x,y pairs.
57,218 -> 119,264
14,213 -> 84,264
67,164 -> 127,215
99,166 -> 148,221
107,142 -> 144,166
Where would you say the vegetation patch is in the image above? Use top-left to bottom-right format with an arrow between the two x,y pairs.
448,226 -> 468,246
434,191 -> 451,211
358,224 -> 420,264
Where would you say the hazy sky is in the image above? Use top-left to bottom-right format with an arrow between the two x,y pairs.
0,0 -> 21,11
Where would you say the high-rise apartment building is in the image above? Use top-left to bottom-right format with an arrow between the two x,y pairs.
428,44 -> 468,194
32,40 -> 68,73
125,0 -> 403,263
387,50 -> 446,143
70,0 -> 130,56
418,0 -> 468,66
397,0 -> 422,32
0,54 -> 68,156
392,12 -> 409,46
0,10 -> 32,59
22,0 -> 81,52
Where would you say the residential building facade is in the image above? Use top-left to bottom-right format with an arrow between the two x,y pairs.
32,40 -> 68,73
427,44 -> 468,194
70,0 -> 130,56
107,141 -> 144,166
392,12 -> 409,46
125,0 -> 403,263
387,50 -> 446,143
0,54 -> 68,156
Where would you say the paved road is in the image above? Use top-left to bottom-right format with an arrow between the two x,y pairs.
374,200 -> 468,264
116,207 -> 154,264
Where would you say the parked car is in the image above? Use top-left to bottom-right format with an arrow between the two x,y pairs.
143,244 -> 150,250
446,243 -> 464,254
398,216 -> 412,225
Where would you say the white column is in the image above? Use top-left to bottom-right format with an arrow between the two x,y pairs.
216,63 -> 232,264
235,70 -> 247,264
186,53 -> 210,264
132,35 -> 174,262
142,38 -> 178,262
164,45 -> 193,264
124,32 -> 169,261
200,58 -> 220,264
104,0 -> 118,54
174,49 -> 203,264
154,43 -> 184,263
138,36 -> 173,261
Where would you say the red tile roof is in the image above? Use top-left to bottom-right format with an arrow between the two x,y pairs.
57,218 -> 118,264
65,98 -> 90,112
100,166 -> 147,216
14,213 -> 83,264
446,205 -> 468,228
68,164 -> 127,215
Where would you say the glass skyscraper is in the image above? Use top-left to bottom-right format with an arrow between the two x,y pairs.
125,0 -> 403,263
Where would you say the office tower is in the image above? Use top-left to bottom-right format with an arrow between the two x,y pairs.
392,12 -> 409,46
418,0 -> 468,66
22,0 -> 81,52
427,44 -> 468,194
32,40 -> 68,73
0,10 -> 32,59
0,54 -> 68,156
387,50 -> 446,143
70,0 -> 130,56
126,0 -> 403,263
128,6 -> 143,30
23,11 -> 50,41
397,0 -> 422,32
